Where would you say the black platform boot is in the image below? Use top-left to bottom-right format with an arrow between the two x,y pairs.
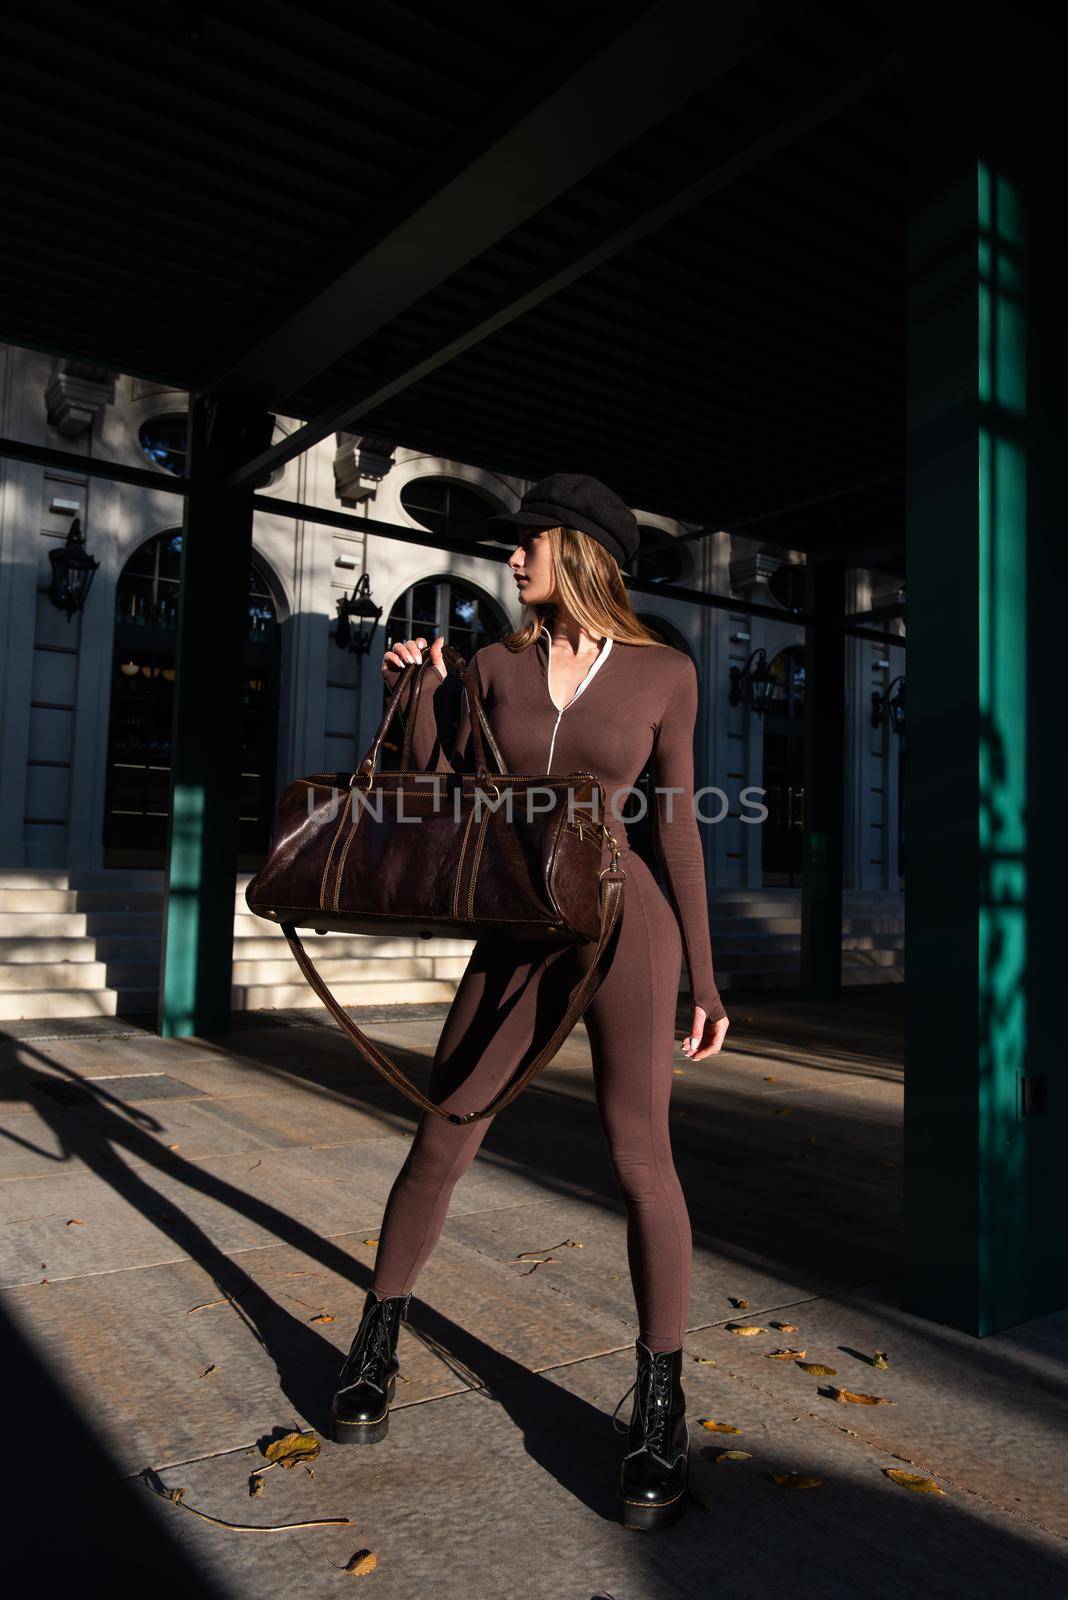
330,1288 -> 411,1445
612,1341 -> 689,1531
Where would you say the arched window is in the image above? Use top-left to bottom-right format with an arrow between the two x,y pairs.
381,575 -> 508,764
632,525 -> 693,586
138,413 -> 285,486
400,477 -> 503,544
104,531 -> 283,866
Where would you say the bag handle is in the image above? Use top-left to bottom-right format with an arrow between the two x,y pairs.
359,642 -> 504,790
400,643 -> 507,777
280,866 -> 626,1124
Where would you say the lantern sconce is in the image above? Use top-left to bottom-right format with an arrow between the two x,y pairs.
334,570 -> 383,656
871,674 -> 905,736
48,516 -> 99,622
728,647 -> 776,715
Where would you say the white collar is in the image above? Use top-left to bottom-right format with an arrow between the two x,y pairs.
538,623 -> 613,707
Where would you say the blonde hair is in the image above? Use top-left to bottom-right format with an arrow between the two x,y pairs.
503,525 -> 668,653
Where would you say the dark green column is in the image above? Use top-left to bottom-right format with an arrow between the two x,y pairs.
800,558 -> 845,998
158,393 -> 269,1037
904,25 -> 1065,1333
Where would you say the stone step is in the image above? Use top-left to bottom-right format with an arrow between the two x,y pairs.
230,953 -> 465,986
232,977 -> 459,1011
0,961 -> 109,991
0,888 -> 165,914
0,937 -> 100,963
0,910 -> 161,938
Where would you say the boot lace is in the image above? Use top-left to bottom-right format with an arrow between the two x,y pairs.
338,1295 -> 405,1393
611,1348 -> 675,1464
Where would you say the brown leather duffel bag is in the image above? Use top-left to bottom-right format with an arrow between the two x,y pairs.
245,642 -> 627,1125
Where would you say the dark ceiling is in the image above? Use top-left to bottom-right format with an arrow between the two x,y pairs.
1,0 -> 906,566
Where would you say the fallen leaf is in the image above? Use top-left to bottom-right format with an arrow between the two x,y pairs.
770,1322 -> 799,1333
726,1324 -> 767,1336
797,1362 -> 837,1376
167,1143 -> 181,1151
66,1218 -> 84,1227
872,1351 -> 889,1369
362,1238 -> 379,1247
768,1472 -> 823,1490
883,1469 -> 945,1495
199,1365 -> 217,1379
766,1349 -> 807,1360
343,1551 -> 378,1575
699,1419 -> 743,1434
829,1387 -> 893,1406
763,1076 -> 777,1083
309,1314 -> 335,1325
694,1357 -> 717,1366
264,1431 -> 322,1469
713,1450 -> 752,1462
249,1474 -> 264,1497
728,1297 -> 749,1310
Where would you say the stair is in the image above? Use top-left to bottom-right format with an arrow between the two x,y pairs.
0,871 -> 903,1023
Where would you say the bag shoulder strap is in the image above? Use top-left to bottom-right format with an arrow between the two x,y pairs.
281,869 -> 625,1124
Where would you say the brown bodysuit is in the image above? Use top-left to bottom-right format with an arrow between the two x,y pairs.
371,626 -> 726,1351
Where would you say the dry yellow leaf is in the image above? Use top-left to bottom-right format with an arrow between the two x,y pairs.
766,1349 -> 807,1360
797,1362 -> 837,1376
249,1473 -> 265,1497
728,1297 -> 750,1309
883,1469 -> 945,1495
362,1238 -> 379,1247
831,1387 -> 893,1406
714,1450 -> 752,1462
763,1075 -> 777,1082
344,1551 -> 378,1575
872,1351 -> 889,1369
309,1313 -> 335,1325
770,1322 -> 799,1333
726,1324 -> 767,1336
66,1218 -> 84,1227
695,1356 -> 717,1365
768,1472 -> 823,1490
699,1419 -> 743,1434
264,1431 -> 321,1468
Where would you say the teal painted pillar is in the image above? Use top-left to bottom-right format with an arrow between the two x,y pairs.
904,27 -> 1065,1333
800,558 -> 845,998
158,394 -> 268,1037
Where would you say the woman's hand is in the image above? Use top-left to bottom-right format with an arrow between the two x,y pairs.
381,634 -> 447,681
680,1006 -> 729,1062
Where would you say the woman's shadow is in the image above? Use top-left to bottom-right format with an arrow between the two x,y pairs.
2,1040 -> 626,1521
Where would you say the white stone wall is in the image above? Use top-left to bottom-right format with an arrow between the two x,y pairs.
0,341 -> 902,889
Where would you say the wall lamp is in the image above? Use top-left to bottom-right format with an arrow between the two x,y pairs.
728,647 -> 776,714
871,674 -> 906,736
334,570 -> 382,655
48,516 -> 99,621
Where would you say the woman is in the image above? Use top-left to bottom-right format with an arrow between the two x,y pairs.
330,473 -> 729,1533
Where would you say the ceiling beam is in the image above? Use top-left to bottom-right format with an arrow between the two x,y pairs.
201,0 -> 820,411
224,44 -> 903,492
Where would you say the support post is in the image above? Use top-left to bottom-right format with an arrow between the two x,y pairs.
800,559 -> 845,997
904,24 -> 1066,1333
158,393 -> 268,1037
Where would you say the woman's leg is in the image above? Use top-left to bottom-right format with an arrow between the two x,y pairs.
370,933 -> 574,1297
582,852 -> 690,1353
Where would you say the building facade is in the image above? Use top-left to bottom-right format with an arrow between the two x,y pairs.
0,346 -> 905,1016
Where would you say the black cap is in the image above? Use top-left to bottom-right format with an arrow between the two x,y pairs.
484,472 -> 640,569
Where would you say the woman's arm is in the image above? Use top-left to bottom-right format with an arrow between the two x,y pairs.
650,657 -> 728,1027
